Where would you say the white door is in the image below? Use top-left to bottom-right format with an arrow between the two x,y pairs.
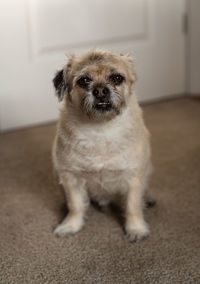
0,0 -> 186,131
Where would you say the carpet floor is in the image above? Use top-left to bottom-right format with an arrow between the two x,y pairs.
0,97 -> 200,284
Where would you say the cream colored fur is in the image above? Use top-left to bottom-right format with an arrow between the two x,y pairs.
52,50 -> 152,242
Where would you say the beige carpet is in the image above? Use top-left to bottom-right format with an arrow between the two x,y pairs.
0,97 -> 200,283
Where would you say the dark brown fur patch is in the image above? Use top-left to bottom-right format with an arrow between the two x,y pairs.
53,70 -> 67,101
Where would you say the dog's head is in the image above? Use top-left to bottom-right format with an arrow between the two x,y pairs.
53,50 -> 137,121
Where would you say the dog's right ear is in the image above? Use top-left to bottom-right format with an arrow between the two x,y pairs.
53,69 -> 67,101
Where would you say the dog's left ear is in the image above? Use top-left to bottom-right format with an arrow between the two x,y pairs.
53,69 -> 67,101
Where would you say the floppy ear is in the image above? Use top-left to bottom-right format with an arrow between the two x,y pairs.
53,69 -> 67,101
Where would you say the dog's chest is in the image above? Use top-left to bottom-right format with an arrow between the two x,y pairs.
65,123 -> 139,175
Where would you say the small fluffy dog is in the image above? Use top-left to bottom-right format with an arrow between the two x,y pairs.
52,49 -> 153,242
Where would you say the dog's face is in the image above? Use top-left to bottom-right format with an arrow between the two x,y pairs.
53,50 -> 137,120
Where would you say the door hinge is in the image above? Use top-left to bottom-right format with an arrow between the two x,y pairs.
183,13 -> 188,35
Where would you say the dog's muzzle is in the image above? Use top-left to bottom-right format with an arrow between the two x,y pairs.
92,86 -> 112,111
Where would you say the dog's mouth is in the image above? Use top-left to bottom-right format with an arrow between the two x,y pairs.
94,101 -> 112,112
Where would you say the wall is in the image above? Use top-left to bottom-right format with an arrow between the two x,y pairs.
188,0 -> 200,94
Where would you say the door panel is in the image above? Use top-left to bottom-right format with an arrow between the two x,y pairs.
30,0 -> 147,54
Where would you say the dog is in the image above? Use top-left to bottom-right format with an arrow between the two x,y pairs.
52,49 -> 153,242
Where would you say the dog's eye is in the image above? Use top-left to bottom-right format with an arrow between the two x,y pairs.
110,74 -> 125,85
77,76 -> 91,87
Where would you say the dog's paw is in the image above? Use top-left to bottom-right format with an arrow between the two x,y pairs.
54,216 -> 84,237
125,222 -> 149,243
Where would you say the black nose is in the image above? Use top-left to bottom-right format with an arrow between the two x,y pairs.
92,87 -> 110,98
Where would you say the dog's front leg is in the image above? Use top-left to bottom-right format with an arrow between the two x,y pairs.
125,176 -> 149,242
54,172 -> 89,237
